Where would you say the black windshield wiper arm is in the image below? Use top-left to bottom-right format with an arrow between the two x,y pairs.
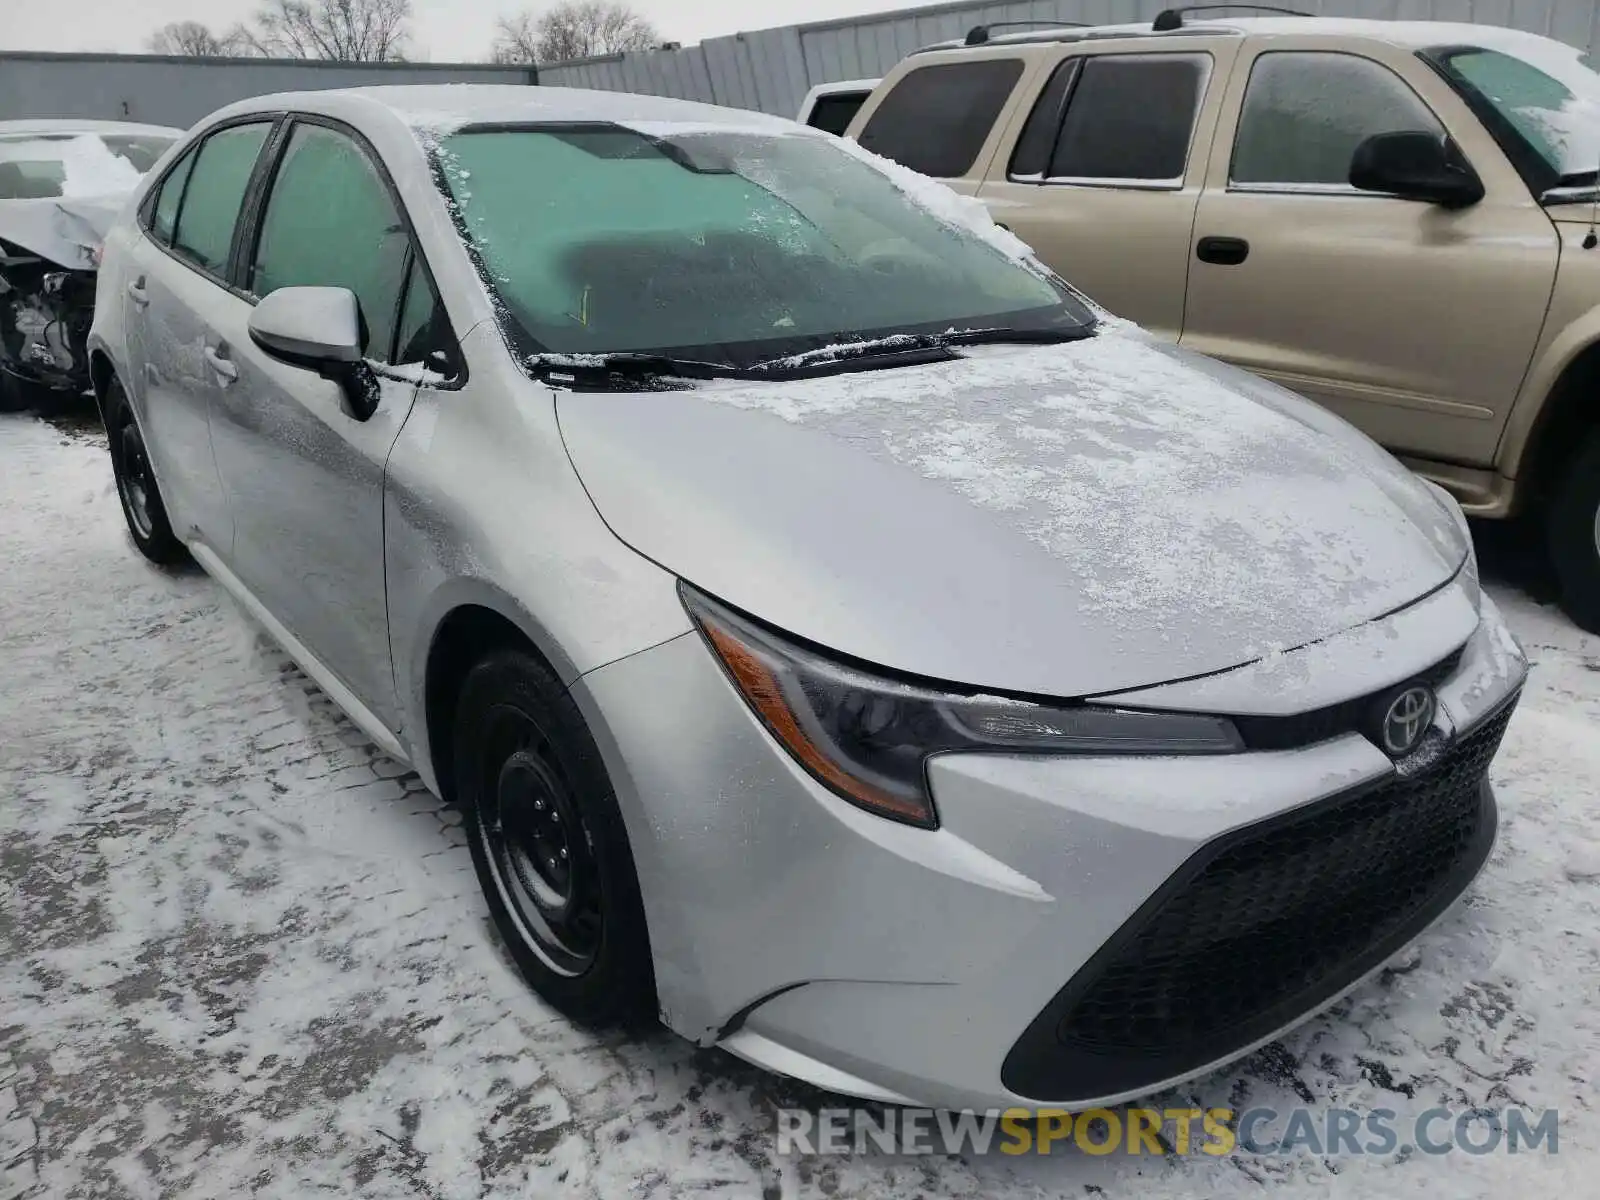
938,324 -> 1096,346
527,351 -> 727,388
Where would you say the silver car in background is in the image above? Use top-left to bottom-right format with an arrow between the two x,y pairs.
87,86 -> 1527,1113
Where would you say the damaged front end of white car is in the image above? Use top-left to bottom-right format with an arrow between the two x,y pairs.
0,124 -> 178,409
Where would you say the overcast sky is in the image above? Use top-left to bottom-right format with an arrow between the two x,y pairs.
6,0 -> 894,62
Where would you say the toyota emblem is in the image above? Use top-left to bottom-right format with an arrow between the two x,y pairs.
1380,686 -> 1436,757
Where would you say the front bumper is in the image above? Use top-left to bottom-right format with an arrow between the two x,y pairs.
573,588 -> 1527,1112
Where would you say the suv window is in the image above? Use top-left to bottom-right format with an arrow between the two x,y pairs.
806,91 -> 871,137
170,123 -> 271,276
1015,55 -> 1207,183
858,60 -> 1024,178
1232,52 -> 1443,187
250,123 -> 412,362
149,145 -> 197,245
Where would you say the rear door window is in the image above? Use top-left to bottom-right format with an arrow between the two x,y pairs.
1018,54 -> 1208,184
171,123 -> 271,276
249,122 -> 412,361
857,59 -> 1024,177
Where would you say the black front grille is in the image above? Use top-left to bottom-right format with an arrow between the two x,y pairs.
1234,645 -> 1465,751
1001,695 -> 1516,1102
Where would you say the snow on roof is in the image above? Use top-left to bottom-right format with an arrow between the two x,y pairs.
928,16 -> 1585,54
0,119 -> 182,140
210,84 -> 801,142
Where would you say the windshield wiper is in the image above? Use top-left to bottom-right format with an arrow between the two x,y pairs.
939,324 -> 1096,346
527,351 -> 725,389
749,333 -> 958,375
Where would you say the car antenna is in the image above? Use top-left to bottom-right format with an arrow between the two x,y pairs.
965,20 -> 1088,45
1153,5 -> 1311,31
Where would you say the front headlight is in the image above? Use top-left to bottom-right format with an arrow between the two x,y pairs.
682,585 -> 1242,829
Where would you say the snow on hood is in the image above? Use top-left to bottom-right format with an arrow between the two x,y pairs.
0,196 -> 122,269
557,328 -> 1468,698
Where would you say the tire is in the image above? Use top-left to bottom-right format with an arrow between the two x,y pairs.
453,648 -> 657,1027
0,371 -> 38,413
1547,427 -> 1600,634
104,377 -> 188,566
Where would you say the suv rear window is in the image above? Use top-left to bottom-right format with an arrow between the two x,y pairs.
1012,54 -> 1207,183
858,60 -> 1023,178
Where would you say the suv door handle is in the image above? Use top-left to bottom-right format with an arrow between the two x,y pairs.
1196,236 -> 1250,266
127,277 -> 149,307
203,344 -> 239,383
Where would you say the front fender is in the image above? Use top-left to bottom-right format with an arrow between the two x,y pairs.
1500,230 -> 1600,479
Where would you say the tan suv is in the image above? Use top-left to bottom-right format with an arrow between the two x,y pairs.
847,11 -> 1600,631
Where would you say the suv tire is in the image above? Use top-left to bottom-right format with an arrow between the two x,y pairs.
453,648 -> 657,1027
1548,426 -> 1600,633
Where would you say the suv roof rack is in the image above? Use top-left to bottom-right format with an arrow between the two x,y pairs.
964,20 -> 1088,46
1151,4 -> 1310,31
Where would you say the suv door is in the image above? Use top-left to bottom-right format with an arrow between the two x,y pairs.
974,41 -> 1239,339
1180,42 -> 1559,464
125,120 -> 273,548
206,117 -> 456,732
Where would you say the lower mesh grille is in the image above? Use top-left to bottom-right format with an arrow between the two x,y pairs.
1001,696 -> 1516,1101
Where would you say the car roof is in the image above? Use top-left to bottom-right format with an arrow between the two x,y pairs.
201,84 -> 802,139
0,119 -> 184,139
917,15 -> 1578,55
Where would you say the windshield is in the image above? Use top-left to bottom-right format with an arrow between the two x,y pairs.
1432,39 -> 1600,182
431,124 -> 1092,369
0,132 -> 175,200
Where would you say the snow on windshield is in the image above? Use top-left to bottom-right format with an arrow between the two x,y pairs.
1436,31 -> 1600,178
0,134 -> 147,200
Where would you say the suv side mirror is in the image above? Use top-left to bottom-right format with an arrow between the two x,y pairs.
248,286 -> 378,420
1349,131 -> 1484,209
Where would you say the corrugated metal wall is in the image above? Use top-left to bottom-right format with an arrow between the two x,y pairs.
540,0 -> 1600,117
0,52 -> 537,129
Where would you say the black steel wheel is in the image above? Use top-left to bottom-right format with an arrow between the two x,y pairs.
104,377 -> 187,565
453,648 -> 656,1025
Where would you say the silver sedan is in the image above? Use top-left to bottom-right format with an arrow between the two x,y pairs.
87,85 -> 1527,1113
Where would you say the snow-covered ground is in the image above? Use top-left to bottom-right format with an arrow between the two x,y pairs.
1,411 -> 1596,1199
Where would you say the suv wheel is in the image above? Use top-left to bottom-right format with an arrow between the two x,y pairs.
452,648 -> 657,1026
1548,426 -> 1600,633
105,378 -> 188,565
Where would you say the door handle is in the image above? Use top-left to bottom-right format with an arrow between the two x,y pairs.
1196,236 -> 1250,266
127,277 -> 149,307
203,345 -> 239,383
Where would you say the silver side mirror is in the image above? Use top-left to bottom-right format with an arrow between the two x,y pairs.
247,286 -> 378,420
248,286 -> 363,366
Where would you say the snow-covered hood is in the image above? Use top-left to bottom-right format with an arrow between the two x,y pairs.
557,329 -> 1468,697
0,196 -> 123,270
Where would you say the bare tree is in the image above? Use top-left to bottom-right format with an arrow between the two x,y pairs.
239,0 -> 412,62
492,2 -> 659,65
145,20 -> 244,56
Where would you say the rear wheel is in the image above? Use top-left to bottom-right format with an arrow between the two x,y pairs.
453,648 -> 656,1026
1547,426 -> 1600,633
104,377 -> 187,565
0,371 -> 40,413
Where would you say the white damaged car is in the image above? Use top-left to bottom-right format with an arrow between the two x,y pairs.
0,120 -> 180,409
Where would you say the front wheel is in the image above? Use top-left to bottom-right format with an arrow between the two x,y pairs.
453,648 -> 657,1027
1547,427 -> 1600,633
104,377 -> 187,565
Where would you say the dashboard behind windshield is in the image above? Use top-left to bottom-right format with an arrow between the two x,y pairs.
431,124 -> 1092,369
